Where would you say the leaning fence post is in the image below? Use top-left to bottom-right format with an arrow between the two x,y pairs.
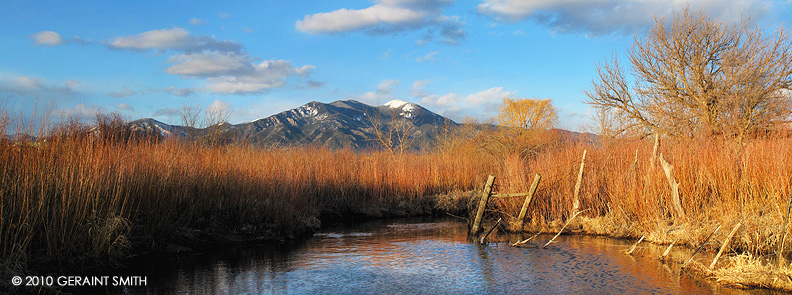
572,150 -> 587,214
515,173 -> 541,230
471,174 -> 496,234
710,222 -> 741,269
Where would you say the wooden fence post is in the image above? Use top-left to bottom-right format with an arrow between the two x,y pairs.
471,174 -> 496,234
650,133 -> 660,172
710,222 -> 741,269
572,150 -> 587,214
659,153 -> 685,220
515,173 -> 542,230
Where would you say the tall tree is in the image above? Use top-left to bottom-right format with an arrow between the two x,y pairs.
585,8 -> 792,142
498,97 -> 558,133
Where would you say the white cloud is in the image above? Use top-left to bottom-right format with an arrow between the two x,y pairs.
358,79 -> 400,105
294,65 -> 316,76
420,87 -> 514,118
165,52 -> 252,77
190,18 -> 207,26
297,5 -> 425,33
296,0 -> 465,44
217,12 -> 231,19
154,107 -> 180,118
57,103 -> 103,119
410,79 -> 431,97
206,99 -> 231,114
477,0 -> 775,35
117,103 -> 135,111
108,28 -> 313,94
206,60 -> 295,94
0,73 -> 78,98
30,31 -> 66,46
108,89 -> 137,98
415,51 -> 439,63
162,87 -> 196,97
108,28 -> 242,53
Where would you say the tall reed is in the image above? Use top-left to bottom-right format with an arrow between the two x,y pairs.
490,136 -> 792,255
0,116 -> 491,277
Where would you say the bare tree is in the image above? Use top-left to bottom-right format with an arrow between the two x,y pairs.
585,8 -> 792,143
366,108 -> 415,153
178,102 -> 232,145
179,104 -> 202,141
203,101 -> 232,146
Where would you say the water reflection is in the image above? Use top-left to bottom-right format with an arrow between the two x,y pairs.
95,217 -> 774,294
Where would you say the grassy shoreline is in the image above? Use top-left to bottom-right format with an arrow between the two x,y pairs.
3,118 -> 792,292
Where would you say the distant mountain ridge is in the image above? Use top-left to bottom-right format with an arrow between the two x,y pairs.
128,99 -> 457,150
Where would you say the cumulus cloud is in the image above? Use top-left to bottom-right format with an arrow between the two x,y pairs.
117,103 -> 135,111
107,86 -> 197,98
358,79 -> 400,105
153,107 -> 180,118
108,28 -> 242,53
57,103 -> 104,119
296,0 -> 465,44
206,99 -> 231,114
108,28 -> 315,94
410,79 -> 431,97
165,52 -> 252,77
190,18 -> 207,25
217,12 -> 231,19
420,86 -> 514,118
415,51 -> 439,63
206,60 -> 296,94
294,65 -> 316,76
0,73 -> 78,98
477,0 -> 775,35
108,89 -> 137,98
30,31 -> 66,46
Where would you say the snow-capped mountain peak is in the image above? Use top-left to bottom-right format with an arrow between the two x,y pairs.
383,100 -> 417,118
384,100 -> 409,109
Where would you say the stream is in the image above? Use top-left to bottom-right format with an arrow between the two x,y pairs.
86,217 -> 777,294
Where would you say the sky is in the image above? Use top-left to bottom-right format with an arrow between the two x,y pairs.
2,0 -> 791,132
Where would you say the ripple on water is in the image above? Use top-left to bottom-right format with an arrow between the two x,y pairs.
95,218 -> 768,295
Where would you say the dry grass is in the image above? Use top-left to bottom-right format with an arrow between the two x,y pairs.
5,109 -> 792,291
711,253 -> 792,291
483,133 -> 792,290
0,114 -> 492,281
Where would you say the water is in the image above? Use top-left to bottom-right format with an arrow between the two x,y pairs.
90,217 -> 773,294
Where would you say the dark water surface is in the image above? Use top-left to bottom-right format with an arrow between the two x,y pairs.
91,217 -> 774,294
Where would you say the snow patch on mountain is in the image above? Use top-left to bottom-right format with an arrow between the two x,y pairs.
384,100 -> 416,118
384,99 -> 409,109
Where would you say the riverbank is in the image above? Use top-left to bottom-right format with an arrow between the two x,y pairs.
4,117 -> 792,293
478,136 -> 792,292
0,123 -> 483,293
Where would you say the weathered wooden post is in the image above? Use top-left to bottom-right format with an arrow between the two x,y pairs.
624,236 -> 645,255
572,150 -> 587,214
659,153 -> 685,220
471,174 -> 496,234
683,225 -> 721,267
515,173 -> 542,230
710,222 -> 741,269
649,133 -> 660,172
659,239 -> 678,260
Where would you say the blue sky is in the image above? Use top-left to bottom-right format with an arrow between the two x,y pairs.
2,0 -> 791,132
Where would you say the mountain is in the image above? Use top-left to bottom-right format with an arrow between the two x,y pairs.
128,99 -> 457,150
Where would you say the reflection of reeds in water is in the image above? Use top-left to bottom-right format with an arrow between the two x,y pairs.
0,114 -> 490,278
